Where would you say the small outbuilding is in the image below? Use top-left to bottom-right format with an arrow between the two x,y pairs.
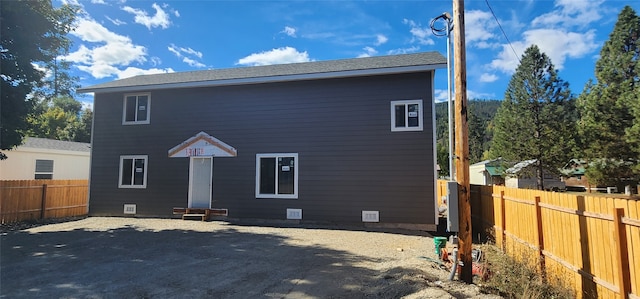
505,159 -> 565,191
0,137 -> 90,180
469,158 -> 505,186
79,52 -> 446,230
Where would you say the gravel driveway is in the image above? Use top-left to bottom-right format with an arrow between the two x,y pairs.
1,217 -> 501,299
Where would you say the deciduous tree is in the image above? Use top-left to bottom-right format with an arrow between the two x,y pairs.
0,0 -> 77,159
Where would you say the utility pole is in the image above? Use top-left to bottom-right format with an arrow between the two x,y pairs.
453,0 -> 472,283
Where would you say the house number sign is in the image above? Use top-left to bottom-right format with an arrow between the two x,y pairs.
185,148 -> 205,157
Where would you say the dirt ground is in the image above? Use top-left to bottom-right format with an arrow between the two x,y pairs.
0,217 -> 502,299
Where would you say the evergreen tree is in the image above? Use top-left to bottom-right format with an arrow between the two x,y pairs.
577,6 -> 640,186
435,100 -> 501,175
0,0 -> 77,159
489,45 -> 576,190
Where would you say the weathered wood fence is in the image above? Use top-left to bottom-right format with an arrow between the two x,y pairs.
0,180 -> 88,224
437,180 -> 640,299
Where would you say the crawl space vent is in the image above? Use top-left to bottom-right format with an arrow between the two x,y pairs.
287,208 -> 302,220
123,204 -> 136,215
362,211 -> 379,222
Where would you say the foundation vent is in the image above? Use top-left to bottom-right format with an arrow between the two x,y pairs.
123,204 -> 136,215
362,210 -> 379,222
287,208 -> 302,220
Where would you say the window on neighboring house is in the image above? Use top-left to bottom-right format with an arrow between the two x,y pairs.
255,153 -> 298,199
123,94 -> 150,124
391,99 -> 423,132
119,155 -> 148,188
34,159 -> 53,179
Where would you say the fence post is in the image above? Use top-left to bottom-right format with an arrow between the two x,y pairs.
40,184 -> 48,219
500,190 -> 506,252
613,208 -> 630,299
534,196 -> 546,280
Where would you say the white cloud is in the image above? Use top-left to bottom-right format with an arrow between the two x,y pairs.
489,28 -> 598,74
183,57 -> 206,68
77,63 -> 120,79
122,3 -> 172,30
65,16 -> 172,79
479,73 -> 499,83
403,19 -> 435,46
237,47 -> 312,66
435,89 -> 496,102
434,89 -> 449,103
375,34 -> 388,46
106,16 -> 126,26
71,17 -> 130,44
116,66 -> 174,79
62,0 -> 82,6
168,45 -> 181,57
532,0 -> 604,28
182,47 -> 202,59
387,46 -> 420,55
91,0 -> 106,4
467,89 -> 496,100
150,57 -> 162,67
465,10 -> 498,48
167,44 -> 206,68
168,44 -> 203,59
357,47 -> 378,58
281,26 -> 297,37
78,61 -> 173,80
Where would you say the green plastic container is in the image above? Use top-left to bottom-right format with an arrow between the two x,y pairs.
434,237 -> 447,256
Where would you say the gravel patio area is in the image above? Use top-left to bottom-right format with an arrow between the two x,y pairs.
0,217 -> 501,298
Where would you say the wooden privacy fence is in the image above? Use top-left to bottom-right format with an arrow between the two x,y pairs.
437,180 -> 640,299
0,180 -> 88,224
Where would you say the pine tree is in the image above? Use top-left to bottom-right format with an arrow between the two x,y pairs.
577,6 -> 640,186
489,45 -> 576,190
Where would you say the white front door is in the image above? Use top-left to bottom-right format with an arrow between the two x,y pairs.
189,157 -> 212,208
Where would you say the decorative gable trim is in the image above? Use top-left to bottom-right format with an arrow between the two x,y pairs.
168,132 -> 237,158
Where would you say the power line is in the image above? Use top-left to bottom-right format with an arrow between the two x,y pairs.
485,0 -> 521,64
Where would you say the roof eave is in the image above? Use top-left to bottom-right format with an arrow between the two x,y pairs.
78,64 -> 446,94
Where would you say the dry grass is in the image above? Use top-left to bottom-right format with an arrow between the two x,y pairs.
477,244 -> 574,299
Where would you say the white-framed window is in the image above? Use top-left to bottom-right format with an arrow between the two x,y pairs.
34,159 -> 54,179
123,93 -> 150,125
390,99 -> 423,132
255,153 -> 298,199
119,155 -> 148,188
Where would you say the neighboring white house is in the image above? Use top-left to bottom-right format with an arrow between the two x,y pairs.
504,159 -> 565,191
0,137 -> 90,180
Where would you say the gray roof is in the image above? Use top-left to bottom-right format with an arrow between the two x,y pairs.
21,137 -> 91,152
505,159 -> 537,174
78,52 -> 446,94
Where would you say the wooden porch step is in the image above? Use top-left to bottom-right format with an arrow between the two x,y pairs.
173,207 -> 228,220
182,213 -> 207,221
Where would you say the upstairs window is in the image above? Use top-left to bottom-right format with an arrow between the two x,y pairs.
119,155 -> 148,188
123,94 -> 150,125
255,153 -> 298,199
391,99 -> 423,132
35,159 -> 54,179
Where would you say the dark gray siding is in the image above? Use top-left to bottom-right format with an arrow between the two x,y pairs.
89,72 -> 436,225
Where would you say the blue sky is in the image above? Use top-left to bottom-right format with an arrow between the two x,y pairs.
59,0 -> 640,107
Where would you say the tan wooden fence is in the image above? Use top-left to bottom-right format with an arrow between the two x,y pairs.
0,180 -> 88,224
437,180 -> 640,299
